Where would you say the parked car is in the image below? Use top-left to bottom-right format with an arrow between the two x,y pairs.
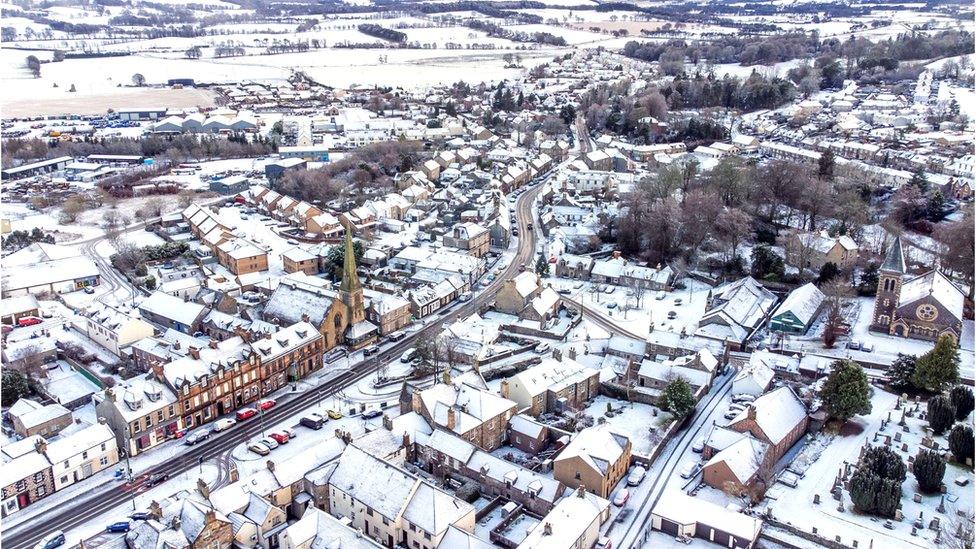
324,348 -> 348,363
692,437 -> 705,453
248,442 -> 270,456
258,437 -> 279,451
723,409 -> 740,420
301,413 -> 326,430
458,292 -> 472,302
861,342 -> 875,353
363,345 -> 380,357
400,349 -> 418,363
388,331 -> 406,342
236,408 -> 258,421
731,394 -> 756,404
674,297 -> 683,306
612,488 -> 630,506
655,292 -> 666,300
627,466 -> 647,486
535,342 -> 551,354
35,531 -> 65,549
679,461 -> 698,479
327,409 -> 343,420
667,311 -> 677,320
258,399 -> 276,411
269,431 -> 290,444
847,340 -> 861,350
106,522 -> 130,533
212,418 -> 236,432
145,473 -> 169,487
362,410 -> 383,419
17,316 -> 42,327
84,287 -> 96,294
282,427 -> 297,439
184,430 -> 210,446
129,512 -> 152,521
595,537 -> 613,549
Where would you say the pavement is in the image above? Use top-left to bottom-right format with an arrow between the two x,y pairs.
1,172 -> 547,549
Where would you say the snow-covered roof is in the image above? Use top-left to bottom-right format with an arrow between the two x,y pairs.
509,414 -> 546,439
437,525 -> 495,549
899,269 -> 965,320
704,436 -> 768,485
729,387 -> 807,445
508,358 -> 595,398
772,282 -> 825,325
138,291 -> 206,326
518,490 -> 610,549
283,507 -> 382,549
652,492 -> 762,542
8,398 -> 71,429
2,256 -> 99,292
555,426 -> 629,476
327,445 -> 418,520
402,482 -> 474,536
45,423 -> 114,464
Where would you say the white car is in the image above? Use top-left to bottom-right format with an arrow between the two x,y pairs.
212,418 -> 236,432
679,461 -> 698,479
692,437 -> 705,453
627,466 -> 647,486
723,409 -> 741,420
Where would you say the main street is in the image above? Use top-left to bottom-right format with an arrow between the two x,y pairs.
2,173 -> 547,549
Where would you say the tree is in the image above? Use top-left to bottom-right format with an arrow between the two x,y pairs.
913,334 -> 960,392
535,253 -> 550,276
1,370 -> 32,406
950,385 -> 975,421
325,240 -> 364,280
177,190 -> 195,208
817,261 -> 840,284
857,262 -> 879,296
948,424 -> 974,466
819,359 -> 872,421
849,445 -> 906,517
927,395 -> 955,435
60,196 -> 89,224
25,55 -> 41,78
660,377 -> 695,418
820,279 -> 852,349
132,73 -> 146,86
818,148 -> 835,181
144,275 -> 157,290
913,449 -> 946,494
750,244 -> 785,281
889,353 -> 918,392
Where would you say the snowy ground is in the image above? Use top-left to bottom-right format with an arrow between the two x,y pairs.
760,388 -> 974,549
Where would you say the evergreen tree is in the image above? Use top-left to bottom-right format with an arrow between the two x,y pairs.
534,253 -> 550,276
913,334 -> 960,392
660,377 -> 696,418
927,395 -> 955,435
909,169 -> 929,193
889,354 -> 918,392
750,244 -> 785,281
819,360 -> 872,421
948,424 -> 975,465
950,385 -> 975,421
857,263 -> 879,296
1,370 -> 31,406
817,261 -> 840,284
849,446 -> 906,517
818,148 -> 835,181
913,449 -> 946,494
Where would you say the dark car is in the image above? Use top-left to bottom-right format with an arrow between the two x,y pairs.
106,522 -> 131,533
129,512 -> 152,521
145,473 -> 169,487
300,413 -> 325,430
184,430 -> 210,446
362,410 -> 383,419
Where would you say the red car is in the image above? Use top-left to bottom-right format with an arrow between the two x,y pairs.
258,399 -> 276,411
268,431 -> 290,444
17,316 -> 42,327
235,408 -> 258,421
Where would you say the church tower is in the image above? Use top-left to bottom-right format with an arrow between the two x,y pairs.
870,236 -> 906,333
338,227 -> 365,326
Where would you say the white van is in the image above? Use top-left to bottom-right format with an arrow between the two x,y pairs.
388,331 -> 406,342
401,348 -> 418,363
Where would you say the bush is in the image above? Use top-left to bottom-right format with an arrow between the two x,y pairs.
948,424 -> 974,466
950,385 -> 974,421
927,395 -> 955,435
913,449 -> 946,494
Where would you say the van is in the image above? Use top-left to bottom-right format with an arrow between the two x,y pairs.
301,413 -> 325,430
212,418 -> 236,432
363,345 -> 380,357
679,461 -> 698,479
400,349 -> 418,363
388,331 -> 406,342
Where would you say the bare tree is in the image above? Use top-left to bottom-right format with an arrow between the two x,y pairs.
821,278 -> 853,349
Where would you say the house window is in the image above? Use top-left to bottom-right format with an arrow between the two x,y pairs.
60,476 -> 68,484
36,485 -> 46,497
100,457 -> 109,466
575,472 -> 581,480
424,533 -> 431,541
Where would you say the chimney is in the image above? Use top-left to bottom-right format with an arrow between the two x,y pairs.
204,508 -> 216,523
543,522 -> 553,536
151,362 -> 165,380
105,388 -> 116,402
747,405 -> 757,421
402,432 -> 411,449
447,407 -> 457,430
612,250 -> 621,259
150,500 -> 163,520
34,439 -> 48,456
208,339 -> 218,350
301,313 -> 310,323
173,340 -> 181,350
576,485 -> 586,498
189,347 -> 201,360
499,380 -> 510,399
170,515 -> 181,531
382,414 -> 393,431
197,478 -> 210,499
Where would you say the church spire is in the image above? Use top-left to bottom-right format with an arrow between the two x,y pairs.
880,235 -> 906,274
339,226 -> 361,293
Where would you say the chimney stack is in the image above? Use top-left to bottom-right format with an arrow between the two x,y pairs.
543,523 -> 553,536
188,347 -> 201,360
34,439 -> 48,456
197,478 -> 210,499
150,500 -> 163,520
747,405 -> 757,421
382,414 -> 393,431
447,407 -> 457,430
208,339 -> 218,350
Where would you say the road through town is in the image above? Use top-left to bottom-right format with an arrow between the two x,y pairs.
2,179 -> 546,549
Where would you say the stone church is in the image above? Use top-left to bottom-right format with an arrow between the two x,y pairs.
869,236 -> 965,342
261,228 -> 378,350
